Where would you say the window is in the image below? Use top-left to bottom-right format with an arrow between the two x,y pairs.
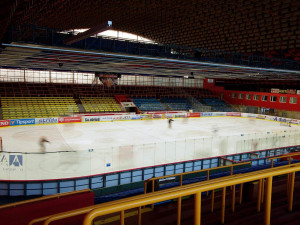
270,96 -> 277,102
262,95 -> 268,101
246,94 -> 252,100
232,93 -> 237,98
280,96 -> 287,103
289,97 -> 297,104
239,93 -> 244,99
254,94 -> 260,100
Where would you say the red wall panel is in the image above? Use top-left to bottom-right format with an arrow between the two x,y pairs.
0,191 -> 94,225
222,90 -> 300,111
203,79 -> 300,111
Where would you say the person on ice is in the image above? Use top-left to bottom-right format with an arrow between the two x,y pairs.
168,118 -> 174,128
39,136 -> 50,153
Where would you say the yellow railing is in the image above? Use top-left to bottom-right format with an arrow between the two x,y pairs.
0,189 -> 90,210
144,161 -> 252,195
30,166 -> 252,225
268,152 -> 300,168
267,152 -> 300,201
82,163 -> 300,225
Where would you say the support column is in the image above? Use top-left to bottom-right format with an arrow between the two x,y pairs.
257,179 -> 262,212
177,197 -> 182,225
120,210 -> 125,225
232,185 -> 236,213
288,172 -> 295,212
239,183 -> 243,204
221,187 -> 226,224
211,189 -> 215,212
138,206 -> 142,225
264,176 -> 273,225
194,192 -> 201,225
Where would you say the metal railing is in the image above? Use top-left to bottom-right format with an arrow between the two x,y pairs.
28,162 -> 299,225
82,163 -> 300,225
144,162 -> 252,194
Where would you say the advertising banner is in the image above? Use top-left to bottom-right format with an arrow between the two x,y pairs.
121,102 -> 136,107
291,119 -> 298,125
188,113 -> 201,118
174,113 -> 187,118
200,112 -> 213,117
0,120 -> 10,127
10,118 -> 35,126
212,112 -> 226,116
271,88 -> 280,93
256,115 -> 266,120
58,117 -> 82,123
287,89 -> 296,94
131,115 -> 141,120
152,114 -> 163,119
140,114 -> 151,120
226,112 -> 241,117
35,117 -> 58,124
83,116 -> 102,122
165,113 -> 174,118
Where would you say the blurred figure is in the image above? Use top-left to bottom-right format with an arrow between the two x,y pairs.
39,136 -> 50,153
182,116 -> 188,124
168,118 -> 174,128
212,125 -> 219,135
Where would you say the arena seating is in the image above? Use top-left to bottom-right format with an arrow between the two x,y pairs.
202,98 -> 235,112
80,97 -> 122,112
188,97 -> 211,112
161,98 -> 193,111
131,98 -> 167,111
1,97 -> 79,119
0,82 -> 235,118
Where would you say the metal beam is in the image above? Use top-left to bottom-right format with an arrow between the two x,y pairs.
63,21 -> 112,45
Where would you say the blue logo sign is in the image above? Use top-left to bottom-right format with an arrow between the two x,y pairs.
201,112 -> 213,117
36,118 -> 58,124
9,155 -> 23,167
10,119 -> 35,126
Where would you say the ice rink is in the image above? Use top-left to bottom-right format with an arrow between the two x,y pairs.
1,117 -> 299,153
1,117 -> 300,180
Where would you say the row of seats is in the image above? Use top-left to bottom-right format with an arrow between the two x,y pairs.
131,98 -> 167,111
202,98 -> 235,112
1,97 -> 79,119
0,96 -> 234,119
161,98 -> 193,111
80,97 -> 122,112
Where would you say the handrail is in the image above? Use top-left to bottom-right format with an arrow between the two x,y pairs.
0,189 -> 90,210
33,172 -> 244,225
267,152 -> 300,168
38,163 -> 296,225
144,161 -> 252,194
34,162 -> 258,225
83,163 -> 300,225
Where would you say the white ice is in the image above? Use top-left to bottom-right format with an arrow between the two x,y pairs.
1,117 -> 299,180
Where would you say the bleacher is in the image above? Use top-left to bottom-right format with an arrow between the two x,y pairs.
202,98 -> 235,112
1,97 -> 79,119
161,98 -> 193,111
131,98 -> 167,111
80,97 -> 122,112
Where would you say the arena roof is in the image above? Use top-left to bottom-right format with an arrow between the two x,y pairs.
1,0 -> 299,54
0,1 -> 299,80
1,43 -> 300,80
